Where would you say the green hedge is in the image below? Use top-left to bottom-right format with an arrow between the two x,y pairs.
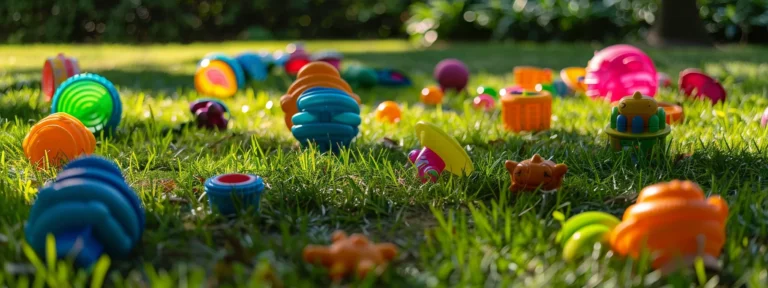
1,0 -> 766,43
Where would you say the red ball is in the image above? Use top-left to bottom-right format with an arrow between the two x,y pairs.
434,59 -> 469,92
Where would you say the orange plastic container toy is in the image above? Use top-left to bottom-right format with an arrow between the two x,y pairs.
279,62 -> 361,130
303,230 -> 398,281
513,66 -> 553,90
609,180 -> 728,270
23,113 -> 96,169
500,90 -> 552,132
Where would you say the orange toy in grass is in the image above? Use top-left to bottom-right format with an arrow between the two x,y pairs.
375,101 -> 402,123
23,113 -> 96,169
304,231 -> 398,281
609,180 -> 728,271
279,62 -> 360,130
420,86 -> 444,105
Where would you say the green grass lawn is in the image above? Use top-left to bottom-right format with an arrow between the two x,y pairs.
1,40 -> 767,287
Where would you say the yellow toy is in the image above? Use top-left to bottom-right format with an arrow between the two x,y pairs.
605,92 -> 671,152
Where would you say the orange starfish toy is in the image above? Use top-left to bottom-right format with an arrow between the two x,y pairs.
303,231 -> 398,281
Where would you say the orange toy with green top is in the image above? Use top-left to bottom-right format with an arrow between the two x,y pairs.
23,113 -> 96,169
303,231 -> 398,281
609,180 -> 728,270
513,66 -> 553,90
500,89 -> 552,132
279,62 -> 361,130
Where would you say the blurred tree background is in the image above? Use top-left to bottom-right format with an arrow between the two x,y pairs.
1,0 -> 766,45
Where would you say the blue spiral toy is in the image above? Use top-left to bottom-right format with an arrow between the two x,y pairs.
25,156 -> 144,267
205,173 -> 265,215
291,87 -> 361,152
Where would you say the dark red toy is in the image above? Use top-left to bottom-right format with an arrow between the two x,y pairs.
434,59 -> 469,92
679,69 -> 726,105
190,99 -> 230,130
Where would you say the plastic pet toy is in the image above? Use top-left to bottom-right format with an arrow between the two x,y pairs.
25,156 -> 144,267
513,66 -> 553,91
343,65 -> 379,88
476,86 -> 498,98
762,106 -> 768,127
375,101 -> 401,124
303,231 -> 398,281
420,86 -> 444,105
23,113 -> 96,169
284,43 -> 311,76
560,67 -> 587,93
605,92 -> 670,152
280,61 -> 361,130
374,68 -> 411,87
42,53 -> 80,101
51,73 -> 122,133
311,50 -> 343,70
190,98 -> 231,130
434,59 -> 469,92
679,68 -> 726,105
558,211 -> 620,262
504,154 -> 567,192
500,89 -> 552,132
611,100 -> 684,125
408,121 -> 474,183
609,180 -> 728,270
473,94 -> 495,111
194,53 -> 246,98
205,173 -> 265,215
291,87 -> 361,152
585,44 -> 658,102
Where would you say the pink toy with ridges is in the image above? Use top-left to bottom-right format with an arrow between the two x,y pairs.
585,44 -> 657,103
408,148 -> 446,183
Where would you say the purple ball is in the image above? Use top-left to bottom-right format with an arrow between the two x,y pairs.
434,59 -> 469,92
762,106 -> 768,128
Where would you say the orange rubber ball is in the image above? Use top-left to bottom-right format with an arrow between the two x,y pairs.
375,101 -> 402,123
420,86 -> 444,105
23,113 -> 96,169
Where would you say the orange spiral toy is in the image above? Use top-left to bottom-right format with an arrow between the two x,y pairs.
609,180 -> 728,270
23,113 -> 96,169
279,62 -> 361,130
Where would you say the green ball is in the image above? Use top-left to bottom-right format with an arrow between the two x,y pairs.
344,66 -> 378,88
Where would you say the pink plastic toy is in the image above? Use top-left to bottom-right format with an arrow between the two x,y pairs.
679,68 -> 727,105
408,122 -> 473,183
473,94 -> 495,111
761,107 -> 768,128
584,44 -> 657,103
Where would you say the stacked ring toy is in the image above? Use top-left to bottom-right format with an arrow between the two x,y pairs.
280,62 -> 361,130
609,180 -> 728,270
25,156 -> 144,267
23,113 -> 96,169
204,173 -> 265,215
558,211 -> 620,262
42,53 -> 80,101
291,87 -> 362,152
194,53 -> 246,98
51,73 -> 121,133
190,98 -> 231,130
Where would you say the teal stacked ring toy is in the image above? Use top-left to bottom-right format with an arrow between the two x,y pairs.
25,156 -> 144,267
51,73 -> 122,133
291,87 -> 361,152
205,173 -> 265,215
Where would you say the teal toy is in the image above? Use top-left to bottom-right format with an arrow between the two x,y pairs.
343,65 -> 378,88
205,173 -> 265,215
25,156 -> 143,267
605,92 -> 670,152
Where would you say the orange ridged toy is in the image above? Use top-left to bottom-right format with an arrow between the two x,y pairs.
23,113 -> 96,169
500,90 -> 552,132
513,66 -> 553,90
279,62 -> 361,130
303,231 -> 398,281
609,180 -> 728,271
